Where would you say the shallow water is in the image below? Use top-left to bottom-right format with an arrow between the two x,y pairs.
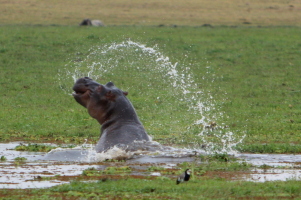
237,153 -> 301,182
1,142 -> 301,189
0,142 -> 197,189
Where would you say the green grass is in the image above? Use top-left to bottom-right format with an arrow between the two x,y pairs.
1,178 -> 301,199
50,179 -> 301,199
1,25 -> 301,153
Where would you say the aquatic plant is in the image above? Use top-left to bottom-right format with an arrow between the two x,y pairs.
0,155 -> 7,161
14,157 -> 27,161
15,143 -> 56,152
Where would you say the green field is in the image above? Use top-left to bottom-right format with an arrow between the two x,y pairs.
2,178 -> 301,199
1,26 -> 301,153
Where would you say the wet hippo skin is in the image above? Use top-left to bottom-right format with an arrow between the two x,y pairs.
72,77 -> 150,153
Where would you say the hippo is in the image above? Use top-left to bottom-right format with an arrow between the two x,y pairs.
79,19 -> 105,27
72,77 -> 150,153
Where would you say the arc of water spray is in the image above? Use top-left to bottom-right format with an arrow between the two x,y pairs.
58,40 -> 245,154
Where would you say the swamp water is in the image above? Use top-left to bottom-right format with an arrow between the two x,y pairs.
2,41 -> 300,189
0,142 -> 197,189
2,142 -> 301,189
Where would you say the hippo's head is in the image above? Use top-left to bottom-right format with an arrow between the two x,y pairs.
79,19 -> 92,26
72,77 -> 101,107
73,77 -> 130,124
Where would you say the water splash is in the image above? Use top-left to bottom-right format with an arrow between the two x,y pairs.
45,139 -> 203,162
58,40 -> 244,155
58,40 -> 193,95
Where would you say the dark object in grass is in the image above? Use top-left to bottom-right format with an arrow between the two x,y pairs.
176,169 -> 191,184
79,19 -> 105,27
72,77 -> 150,153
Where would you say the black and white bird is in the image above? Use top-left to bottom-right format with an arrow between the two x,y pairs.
176,169 -> 191,185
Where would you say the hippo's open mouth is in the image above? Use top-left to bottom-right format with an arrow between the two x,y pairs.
72,77 -> 96,96
72,84 -> 92,108
72,85 -> 90,99
72,77 -> 102,107
72,88 -> 89,96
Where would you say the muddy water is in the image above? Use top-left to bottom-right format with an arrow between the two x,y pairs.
1,142 -> 301,189
237,153 -> 301,182
0,142 -> 196,189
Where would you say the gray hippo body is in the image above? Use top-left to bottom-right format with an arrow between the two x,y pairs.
79,19 -> 105,27
72,77 -> 149,153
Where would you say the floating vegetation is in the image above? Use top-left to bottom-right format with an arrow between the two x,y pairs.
0,156 -> 7,161
14,157 -> 27,161
15,143 -> 56,152
82,166 -> 132,176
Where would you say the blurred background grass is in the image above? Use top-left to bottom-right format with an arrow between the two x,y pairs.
1,0 -> 301,26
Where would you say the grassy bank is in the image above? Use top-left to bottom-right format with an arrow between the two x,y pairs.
1,178 -> 301,199
1,25 -> 301,153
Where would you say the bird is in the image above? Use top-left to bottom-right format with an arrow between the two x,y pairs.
176,169 -> 191,184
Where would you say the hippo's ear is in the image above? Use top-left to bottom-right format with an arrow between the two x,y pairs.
123,91 -> 128,96
106,82 -> 115,88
